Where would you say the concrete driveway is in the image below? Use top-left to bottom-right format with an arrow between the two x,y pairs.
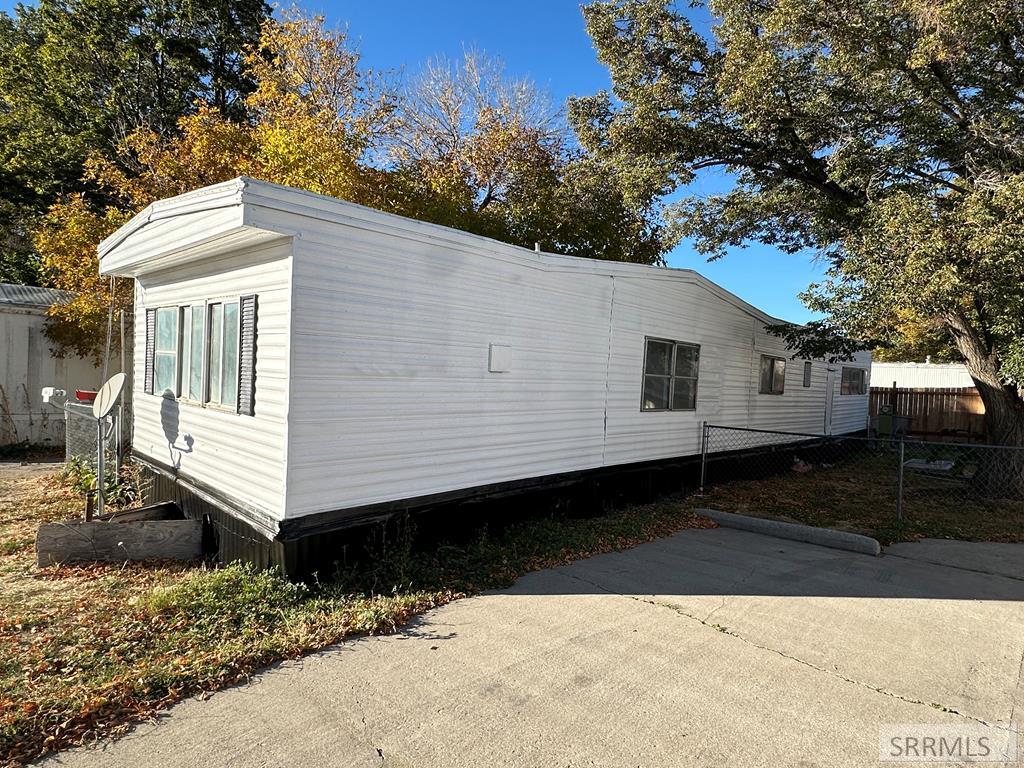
42,528 -> 1024,768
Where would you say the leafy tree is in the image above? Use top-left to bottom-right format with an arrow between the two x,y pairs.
389,50 -> 664,261
40,12 -> 667,358
36,7 -> 400,358
0,0 -> 269,285
34,196 -> 131,361
389,51 -> 563,235
573,0 -> 1024,447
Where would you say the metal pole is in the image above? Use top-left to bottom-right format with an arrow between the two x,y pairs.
116,404 -> 123,480
96,416 -> 105,518
895,436 -> 905,522
119,309 -> 125,375
118,308 -> 127,476
699,421 -> 709,495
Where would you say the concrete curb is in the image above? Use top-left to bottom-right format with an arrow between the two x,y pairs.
696,508 -> 882,557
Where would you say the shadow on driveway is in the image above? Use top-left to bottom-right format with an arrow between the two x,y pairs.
504,527 -> 1024,601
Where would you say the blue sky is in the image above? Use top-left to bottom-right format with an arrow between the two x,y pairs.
326,1 -> 827,322
1,0 -> 827,321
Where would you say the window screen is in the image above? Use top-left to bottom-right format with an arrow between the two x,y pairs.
153,307 -> 179,394
642,338 -> 700,411
803,361 -> 812,388
841,366 -> 867,395
207,303 -> 223,403
187,305 -> 204,400
205,302 -> 239,407
759,355 -> 786,395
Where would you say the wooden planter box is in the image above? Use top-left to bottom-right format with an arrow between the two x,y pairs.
36,518 -> 202,567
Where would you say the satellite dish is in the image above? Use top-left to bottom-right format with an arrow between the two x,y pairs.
92,372 -> 127,419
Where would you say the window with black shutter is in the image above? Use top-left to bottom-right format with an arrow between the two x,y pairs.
144,295 -> 257,414
237,294 -> 257,416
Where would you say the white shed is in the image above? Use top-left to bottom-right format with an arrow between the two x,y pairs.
0,284 -> 104,448
99,178 -> 871,572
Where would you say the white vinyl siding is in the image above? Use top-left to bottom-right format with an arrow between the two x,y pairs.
870,362 -> 972,389
0,303 -> 104,446
102,178 -> 872,530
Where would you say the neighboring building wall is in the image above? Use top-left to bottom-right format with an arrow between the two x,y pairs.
0,304 -> 102,447
871,362 -> 974,389
131,241 -> 292,529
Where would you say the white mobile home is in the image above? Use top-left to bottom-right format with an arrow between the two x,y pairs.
99,177 -> 870,571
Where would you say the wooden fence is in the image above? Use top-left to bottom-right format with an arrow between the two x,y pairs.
869,387 -> 986,442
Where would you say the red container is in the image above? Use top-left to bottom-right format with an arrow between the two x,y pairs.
75,389 -> 98,403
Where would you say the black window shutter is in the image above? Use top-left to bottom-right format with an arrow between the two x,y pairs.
144,308 -> 156,395
237,294 -> 258,416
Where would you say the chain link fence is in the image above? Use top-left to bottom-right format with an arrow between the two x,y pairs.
699,424 -> 1024,540
64,402 -> 123,478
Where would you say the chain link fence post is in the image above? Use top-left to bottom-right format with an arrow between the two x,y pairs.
896,435 -> 905,522
699,420 -> 709,495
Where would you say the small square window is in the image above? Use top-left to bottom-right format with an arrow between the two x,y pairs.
841,366 -> 867,395
759,355 -> 786,395
641,338 -> 700,411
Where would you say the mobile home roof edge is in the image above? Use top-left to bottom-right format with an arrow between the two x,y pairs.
97,178 -> 247,258
236,177 -> 791,327
100,175 -> 793,327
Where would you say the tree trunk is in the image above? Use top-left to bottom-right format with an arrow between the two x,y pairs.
945,311 -> 1024,498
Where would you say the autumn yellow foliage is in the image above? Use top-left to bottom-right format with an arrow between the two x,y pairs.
36,9 -> 391,359
34,198 -> 132,361
36,7 -> 663,359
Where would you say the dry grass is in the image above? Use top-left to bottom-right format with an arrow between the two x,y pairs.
0,466 -> 712,767
689,452 -> 1024,544
0,468 -> 79,558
